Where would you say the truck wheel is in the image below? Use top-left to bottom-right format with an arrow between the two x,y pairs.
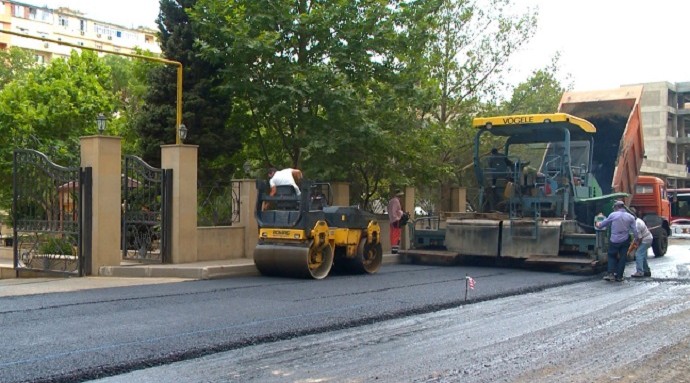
652,232 -> 668,257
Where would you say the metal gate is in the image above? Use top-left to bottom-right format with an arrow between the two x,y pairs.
122,155 -> 171,263
12,149 -> 92,276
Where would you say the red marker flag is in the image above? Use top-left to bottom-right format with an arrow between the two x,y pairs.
466,276 -> 476,290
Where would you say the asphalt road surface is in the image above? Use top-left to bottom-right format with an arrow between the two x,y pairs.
1,240 -> 688,383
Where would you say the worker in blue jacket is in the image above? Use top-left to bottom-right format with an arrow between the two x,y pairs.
595,200 -> 639,282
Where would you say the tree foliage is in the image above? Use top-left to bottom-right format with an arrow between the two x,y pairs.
191,0 -> 446,206
0,0 -> 560,215
0,50 -> 114,208
102,51 -> 162,154
135,0 -> 242,185
390,0 -> 538,208
502,53 -> 571,115
0,47 -> 36,89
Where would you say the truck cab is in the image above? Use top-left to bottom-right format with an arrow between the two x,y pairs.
630,175 -> 670,257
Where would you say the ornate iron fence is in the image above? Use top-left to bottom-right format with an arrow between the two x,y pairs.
122,155 -> 171,263
198,180 -> 240,226
12,149 -> 92,276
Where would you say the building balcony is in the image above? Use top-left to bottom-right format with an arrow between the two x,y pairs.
641,160 -> 688,179
676,137 -> 690,145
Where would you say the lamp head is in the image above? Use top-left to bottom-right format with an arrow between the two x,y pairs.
96,113 -> 107,134
179,123 -> 188,142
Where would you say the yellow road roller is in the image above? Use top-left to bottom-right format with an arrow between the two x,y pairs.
254,180 -> 383,279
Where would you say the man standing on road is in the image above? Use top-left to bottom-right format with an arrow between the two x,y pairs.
628,207 -> 653,278
388,190 -> 405,254
595,200 -> 639,282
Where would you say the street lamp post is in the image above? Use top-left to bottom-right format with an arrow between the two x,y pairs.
96,113 -> 107,135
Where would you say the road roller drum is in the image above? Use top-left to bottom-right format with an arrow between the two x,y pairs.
254,240 -> 334,279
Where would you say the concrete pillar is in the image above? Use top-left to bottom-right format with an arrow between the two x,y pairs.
330,182 -> 350,206
450,187 -> 467,212
237,179 -> 258,259
161,144 -> 198,263
401,186 -> 415,250
80,136 -> 121,275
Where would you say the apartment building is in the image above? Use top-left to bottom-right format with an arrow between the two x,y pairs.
634,82 -> 690,188
0,0 -> 161,63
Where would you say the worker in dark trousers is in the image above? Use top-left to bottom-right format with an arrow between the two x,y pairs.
595,200 -> 639,282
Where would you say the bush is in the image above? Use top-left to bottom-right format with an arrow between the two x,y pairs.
39,235 -> 75,255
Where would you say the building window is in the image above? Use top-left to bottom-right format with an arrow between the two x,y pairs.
59,16 -> 69,27
95,23 -> 107,35
34,54 -> 45,64
40,9 -> 51,22
28,7 -> 52,23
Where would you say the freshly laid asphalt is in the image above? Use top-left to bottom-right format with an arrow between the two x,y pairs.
0,254 -> 400,297
3,238 -> 689,297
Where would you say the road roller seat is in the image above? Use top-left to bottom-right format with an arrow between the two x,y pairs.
273,185 -> 300,210
322,206 -> 376,229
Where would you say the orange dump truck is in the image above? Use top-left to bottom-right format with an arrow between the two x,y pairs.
561,87 -> 669,257
558,86 -> 645,199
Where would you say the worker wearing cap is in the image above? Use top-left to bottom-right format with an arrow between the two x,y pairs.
595,200 -> 639,282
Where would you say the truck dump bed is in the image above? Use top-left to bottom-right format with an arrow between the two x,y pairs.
558,86 -> 644,200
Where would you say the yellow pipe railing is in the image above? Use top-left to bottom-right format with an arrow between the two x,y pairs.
0,29 -> 185,144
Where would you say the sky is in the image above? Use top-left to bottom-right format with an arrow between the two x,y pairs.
23,0 -> 690,92
26,0 -> 159,29
509,0 -> 690,91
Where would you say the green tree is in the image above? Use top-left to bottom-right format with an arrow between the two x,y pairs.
102,52 -> 163,154
409,0 -> 538,208
192,0 -> 441,207
502,54 -> 571,115
0,47 -> 36,89
0,50 -> 114,208
135,0 -> 242,185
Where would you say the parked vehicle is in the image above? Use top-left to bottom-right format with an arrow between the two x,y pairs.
670,218 -> 690,238
668,188 -> 690,222
668,188 -> 690,238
